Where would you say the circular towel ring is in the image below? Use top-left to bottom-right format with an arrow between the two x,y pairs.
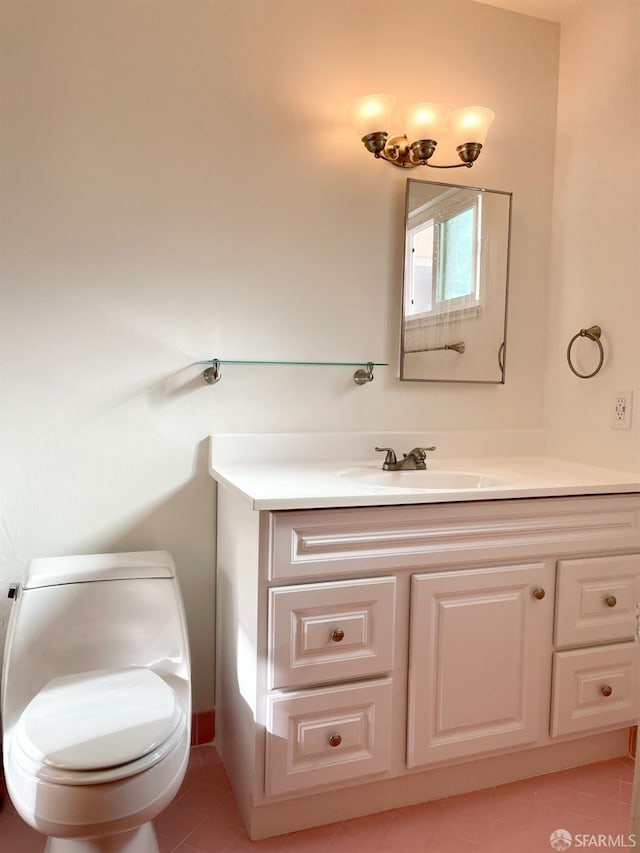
567,325 -> 604,379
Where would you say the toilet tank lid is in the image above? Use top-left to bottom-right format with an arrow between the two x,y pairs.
24,551 -> 175,588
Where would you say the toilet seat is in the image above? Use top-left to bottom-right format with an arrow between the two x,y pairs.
13,668 -> 187,786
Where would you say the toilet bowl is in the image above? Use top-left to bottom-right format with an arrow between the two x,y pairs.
1,551 -> 191,853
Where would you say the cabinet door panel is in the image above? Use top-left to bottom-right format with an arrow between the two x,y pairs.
408,562 -> 553,768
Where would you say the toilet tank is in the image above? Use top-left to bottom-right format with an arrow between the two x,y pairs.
1,551 -> 191,729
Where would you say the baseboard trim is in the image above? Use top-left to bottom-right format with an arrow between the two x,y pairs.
191,709 -> 215,746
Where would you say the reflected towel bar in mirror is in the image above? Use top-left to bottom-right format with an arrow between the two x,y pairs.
404,342 -> 465,355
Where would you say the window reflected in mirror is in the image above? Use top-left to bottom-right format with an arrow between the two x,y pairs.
400,179 -> 511,384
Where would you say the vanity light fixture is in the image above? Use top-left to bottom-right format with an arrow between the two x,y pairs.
348,95 -> 494,169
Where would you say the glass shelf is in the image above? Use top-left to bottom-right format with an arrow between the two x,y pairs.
198,359 -> 388,386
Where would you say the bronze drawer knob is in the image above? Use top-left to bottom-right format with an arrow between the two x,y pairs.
328,733 -> 342,747
533,587 -> 546,600
605,595 -> 617,608
331,628 -> 345,642
601,685 -> 613,697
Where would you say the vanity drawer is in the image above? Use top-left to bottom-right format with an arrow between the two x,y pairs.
268,577 -> 396,690
265,678 -> 392,796
551,642 -> 640,737
268,497 -> 640,582
555,554 -> 640,648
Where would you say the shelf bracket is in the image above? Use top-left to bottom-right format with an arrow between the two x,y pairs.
353,362 -> 375,385
203,360 -> 222,385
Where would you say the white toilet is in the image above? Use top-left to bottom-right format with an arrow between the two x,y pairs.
1,550 -> 191,853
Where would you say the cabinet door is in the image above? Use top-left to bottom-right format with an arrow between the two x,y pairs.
408,562 -> 553,768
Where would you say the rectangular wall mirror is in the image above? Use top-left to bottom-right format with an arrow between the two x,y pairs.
400,179 -> 512,384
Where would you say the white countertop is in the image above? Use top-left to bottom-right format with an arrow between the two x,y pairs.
209,432 -> 640,511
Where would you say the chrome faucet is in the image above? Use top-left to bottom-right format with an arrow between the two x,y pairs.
375,446 -> 436,471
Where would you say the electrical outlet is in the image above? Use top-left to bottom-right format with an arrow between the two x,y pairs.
612,390 -> 633,430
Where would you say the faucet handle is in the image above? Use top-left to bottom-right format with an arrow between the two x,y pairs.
402,446 -> 436,470
375,446 -> 397,467
404,446 -> 436,458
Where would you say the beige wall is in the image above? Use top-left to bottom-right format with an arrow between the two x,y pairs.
0,0 -> 560,709
544,0 -> 640,470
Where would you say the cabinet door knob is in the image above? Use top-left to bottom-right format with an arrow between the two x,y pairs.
605,595 -> 617,608
533,587 -> 546,600
328,733 -> 342,747
331,628 -> 345,642
601,685 -> 613,697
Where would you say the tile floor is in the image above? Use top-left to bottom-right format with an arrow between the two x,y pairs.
0,747 -> 635,853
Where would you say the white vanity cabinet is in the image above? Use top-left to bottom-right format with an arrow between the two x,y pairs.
214,490 -> 640,839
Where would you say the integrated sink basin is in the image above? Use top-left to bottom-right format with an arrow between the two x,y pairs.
338,466 -> 507,491
209,433 -> 640,508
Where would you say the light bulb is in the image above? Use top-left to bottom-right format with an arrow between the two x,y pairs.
404,102 -> 449,143
347,94 -> 396,138
446,106 -> 495,147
